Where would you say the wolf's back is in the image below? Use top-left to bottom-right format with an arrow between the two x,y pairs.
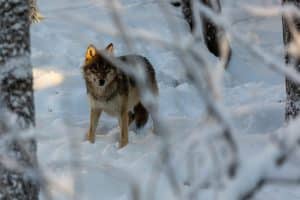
118,55 -> 158,95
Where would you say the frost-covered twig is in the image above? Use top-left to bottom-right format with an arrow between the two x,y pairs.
156,0 -> 238,179
221,114 -> 300,200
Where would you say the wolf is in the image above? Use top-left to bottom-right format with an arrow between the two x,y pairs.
82,43 -> 159,148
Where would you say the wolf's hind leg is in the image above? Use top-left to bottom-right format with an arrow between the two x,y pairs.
86,108 -> 102,143
134,102 -> 149,128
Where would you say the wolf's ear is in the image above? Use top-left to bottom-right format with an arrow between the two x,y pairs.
85,44 -> 97,62
105,43 -> 114,54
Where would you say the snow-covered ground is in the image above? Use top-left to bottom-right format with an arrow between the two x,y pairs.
30,0 -> 300,199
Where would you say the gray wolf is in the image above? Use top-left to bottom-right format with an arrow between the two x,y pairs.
82,43 -> 158,148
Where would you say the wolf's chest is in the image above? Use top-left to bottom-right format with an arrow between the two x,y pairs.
89,94 -> 122,116
88,86 -> 140,117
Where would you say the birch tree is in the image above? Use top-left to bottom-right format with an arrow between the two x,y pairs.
0,0 -> 39,199
282,0 -> 300,120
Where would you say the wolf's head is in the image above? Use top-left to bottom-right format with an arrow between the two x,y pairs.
82,43 -> 117,95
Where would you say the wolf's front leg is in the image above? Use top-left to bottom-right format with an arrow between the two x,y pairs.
86,108 -> 102,143
119,108 -> 129,148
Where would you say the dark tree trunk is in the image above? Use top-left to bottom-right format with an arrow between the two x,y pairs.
0,0 -> 39,199
200,0 -> 222,58
282,0 -> 300,120
180,0 -> 231,67
181,0 -> 194,31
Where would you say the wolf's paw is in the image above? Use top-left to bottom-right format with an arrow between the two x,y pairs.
85,132 -> 95,144
119,139 -> 128,148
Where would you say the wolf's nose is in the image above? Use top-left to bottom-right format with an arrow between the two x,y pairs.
99,79 -> 105,86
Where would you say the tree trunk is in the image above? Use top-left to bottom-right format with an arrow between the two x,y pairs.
282,0 -> 300,120
181,0 -> 194,31
200,0 -> 222,58
181,0 -> 231,66
0,0 -> 39,199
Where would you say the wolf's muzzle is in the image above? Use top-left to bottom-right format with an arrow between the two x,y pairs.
99,79 -> 105,86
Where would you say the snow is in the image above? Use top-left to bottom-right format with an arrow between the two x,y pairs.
30,0 -> 300,199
